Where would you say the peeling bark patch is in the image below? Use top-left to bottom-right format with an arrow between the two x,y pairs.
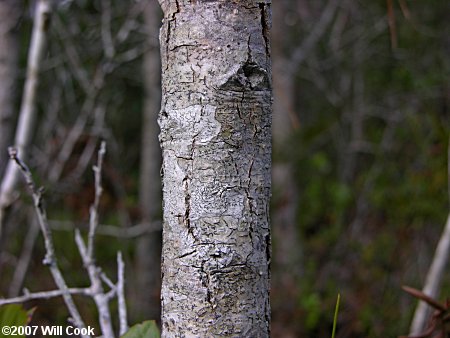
159,104 -> 220,144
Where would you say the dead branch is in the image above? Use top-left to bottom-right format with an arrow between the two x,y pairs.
8,147 -> 89,337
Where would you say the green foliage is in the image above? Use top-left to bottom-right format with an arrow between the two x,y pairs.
0,305 -> 33,338
276,1 -> 450,336
300,292 -> 322,330
121,321 -> 160,338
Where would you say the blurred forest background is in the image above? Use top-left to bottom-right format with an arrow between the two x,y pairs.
0,0 -> 449,337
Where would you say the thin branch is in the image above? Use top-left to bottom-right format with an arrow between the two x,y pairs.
87,141 -> 106,260
115,1 -> 147,44
386,0 -> 398,49
101,0 -> 115,59
114,45 -> 149,64
117,252 -> 128,336
75,230 -> 115,338
75,142 -> 115,338
289,0 -> 341,68
47,94 -> 98,183
100,273 -> 115,291
52,15 -> 91,94
48,220 -> 162,238
0,287 -> 91,306
8,148 -> 89,337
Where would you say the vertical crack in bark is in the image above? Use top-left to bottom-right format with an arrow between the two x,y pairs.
200,262 -> 214,309
258,3 -> 271,57
183,175 -> 194,239
246,35 -> 253,63
247,159 -> 255,245
183,138 -> 196,240
173,0 -> 180,17
265,233 -> 271,265
247,159 -> 254,215
164,0 -> 180,71
236,103 -> 243,120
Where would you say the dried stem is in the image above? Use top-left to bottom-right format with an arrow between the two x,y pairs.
0,288 -> 90,306
8,148 -> 88,337
117,252 -> 128,336
75,141 -> 115,338
87,141 -> 106,260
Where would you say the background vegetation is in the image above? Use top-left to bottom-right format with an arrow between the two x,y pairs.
0,0 -> 448,337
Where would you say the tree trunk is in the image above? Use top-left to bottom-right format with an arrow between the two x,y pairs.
0,0 -> 21,177
0,0 -> 50,234
157,1 -> 272,336
133,0 -> 163,322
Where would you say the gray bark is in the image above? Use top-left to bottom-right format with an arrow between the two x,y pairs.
134,0 -> 163,321
0,0 -> 21,177
158,1 -> 272,336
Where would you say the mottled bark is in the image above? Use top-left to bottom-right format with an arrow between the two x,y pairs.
134,0 -> 163,321
158,1 -> 272,336
0,0 -> 21,177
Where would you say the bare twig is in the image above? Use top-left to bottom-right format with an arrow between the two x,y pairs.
75,230 -> 115,338
115,0 -> 147,44
386,0 -> 398,49
0,287 -> 90,306
47,92 -> 100,183
290,0 -> 341,68
87,141 -> 106,260
75,141 -> 115,338
101,0 -> 115,59
117,252 -> 128,336
48,220 -> 162,238
8,148 -> 88,337
52,15 -> 91,94
402,285 -> 450,338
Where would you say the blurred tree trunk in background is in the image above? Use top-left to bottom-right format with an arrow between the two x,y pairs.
158,0 -> 272,335
271,0 -> 302,335
0,0 -> 21,177
133,0 -> 163,322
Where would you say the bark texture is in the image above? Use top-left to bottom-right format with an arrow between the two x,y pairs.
158,0 -> 272,336
0,0 -> 21,177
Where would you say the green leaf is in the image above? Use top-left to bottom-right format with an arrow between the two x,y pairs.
121,320 -> 160,338
0,304 -> 30,338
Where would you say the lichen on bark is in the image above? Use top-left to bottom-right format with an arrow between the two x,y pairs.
158,1 -> 272,336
